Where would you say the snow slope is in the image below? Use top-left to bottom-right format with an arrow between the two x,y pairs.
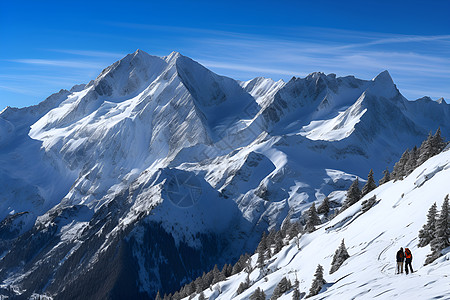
187,147 -> 450,300
0,50 -> 449,299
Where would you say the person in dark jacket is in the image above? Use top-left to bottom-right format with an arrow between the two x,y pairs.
404,248 -> 414,274
396,247 -> 404,274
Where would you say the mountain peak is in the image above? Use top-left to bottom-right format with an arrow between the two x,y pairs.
131,48 -> 149,58
437,97 -> 447,104
165,51 -> 182,62
305,71 -> 326,80
367,70 -> 399,99
372,70 -> 393,84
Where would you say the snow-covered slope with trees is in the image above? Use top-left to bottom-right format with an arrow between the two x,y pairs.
180,147 -> 450,300
0,50 -> 449,299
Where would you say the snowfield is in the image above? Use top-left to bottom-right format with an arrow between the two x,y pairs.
185,147 -> 450,300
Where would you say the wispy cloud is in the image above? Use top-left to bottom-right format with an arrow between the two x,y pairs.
199,60 -> 301,76
47,49 -> 125,58
8,59 -> 104,69
0,84 -> 40,96
0,74 -> 83,87
174,28 -> 450,100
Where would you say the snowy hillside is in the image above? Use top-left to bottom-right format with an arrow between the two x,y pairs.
184,147 -> 450,300
0,50 -> 449,299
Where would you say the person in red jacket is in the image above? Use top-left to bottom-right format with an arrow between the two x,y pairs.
396,247 -> 404,274
404,248 -> 414,274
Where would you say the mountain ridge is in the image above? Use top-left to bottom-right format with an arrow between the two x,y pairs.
0,49 -> 449,299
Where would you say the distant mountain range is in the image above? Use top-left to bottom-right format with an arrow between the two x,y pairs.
0,50 -> 448,299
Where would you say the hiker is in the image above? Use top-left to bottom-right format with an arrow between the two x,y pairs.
405,248 -> 414,274
396,247 -> 404,274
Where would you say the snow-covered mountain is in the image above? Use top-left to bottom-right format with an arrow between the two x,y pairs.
0,50 -> 448,299
185,146 -> 450,300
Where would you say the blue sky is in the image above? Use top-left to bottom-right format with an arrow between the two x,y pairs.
1,0 -> 450,109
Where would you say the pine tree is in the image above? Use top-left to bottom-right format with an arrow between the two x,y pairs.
378,167 -> 390,185
212,264 -> 225,284
236,274 -> 250,294
417,132 -> 433,166
232,254 -> 250,275
330,239 -> 350,274
317,197 -> 330,215
427,195 -> 450,264
392,149 -> 410,180
430,127 -> 447,156
292,276 -> 301,300
249,287 -> 266,300
280,219 -> 291,238
274,231 -> 284,254
155,291 -> 162,300
361,169 -> 377,196
198,292 -> 206,300
257,249 -> 265,268
305,203 -> 321,233
418,202 -> 438,247
270,277 -> 292,300
221,263 -> 232,278
287,221 -> 302,240
204,270 -> 214,287
307,264 -> 325,298
185,282 -> 196,296
292,287 -> 301,300
405,146 -> 418,175
257,231 -> 268,254
173,291 -> 182,300
195,276 -> 205,293
341,178 -> 361,211
267,229 -> 276,247
257,231 -> 268,269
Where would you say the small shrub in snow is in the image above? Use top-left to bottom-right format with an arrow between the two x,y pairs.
361,195 -> 377,213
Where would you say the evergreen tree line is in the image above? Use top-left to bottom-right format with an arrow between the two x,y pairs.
167,218 -> 304,300
418,195 -> 450,265
336,128 -> 447,215
391,128 -> 447,181
156,259 -> 236,300
338,168 -> 377,215
163,219 -> 351,300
